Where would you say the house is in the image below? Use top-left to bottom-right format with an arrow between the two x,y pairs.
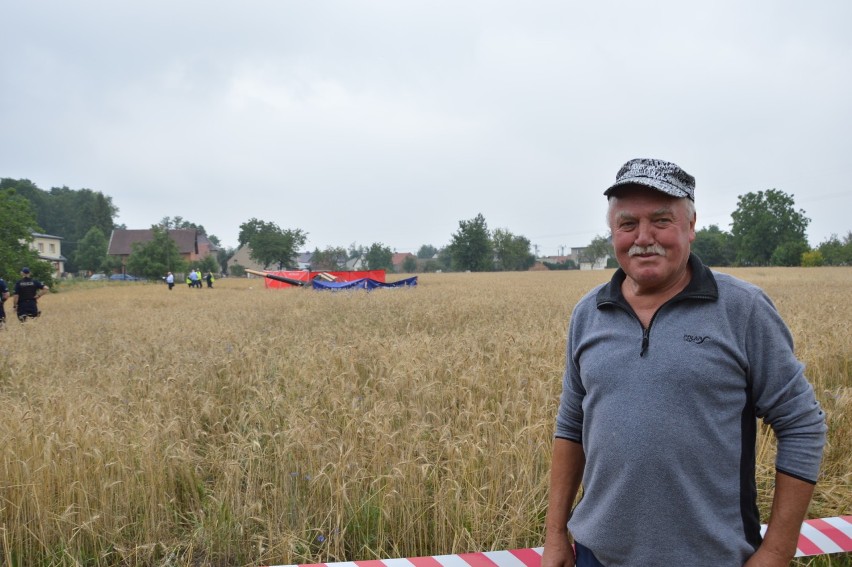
569,246 -> 611,270
30,232 -> 66,277
391,252 -> 416,273
107,228 -> 215,271
579,256 -> 610,270
295,252 -> 312,270
228,245 -> 269,274
197,233 -> 219,257
228,246 -> 310,274
345,255 -> 365,270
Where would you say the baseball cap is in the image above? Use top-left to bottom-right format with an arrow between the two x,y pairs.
604,158 -> 695,201
21,267 -> 31,274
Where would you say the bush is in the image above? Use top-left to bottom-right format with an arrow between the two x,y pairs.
801,250 -> 824,267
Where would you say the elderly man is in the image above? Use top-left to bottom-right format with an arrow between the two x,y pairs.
542,159 -> 826,566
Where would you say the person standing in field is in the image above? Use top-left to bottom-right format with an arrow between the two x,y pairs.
542,158 -> 826,567
0,275 -> 9,329
205,271 -> 214,288
13,267 -> 49,322
166,271 -> 175,290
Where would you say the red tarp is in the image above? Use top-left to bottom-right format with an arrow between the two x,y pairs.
261,270 -> 386,289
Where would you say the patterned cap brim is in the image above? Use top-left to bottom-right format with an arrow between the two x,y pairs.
604,177 -> 693,200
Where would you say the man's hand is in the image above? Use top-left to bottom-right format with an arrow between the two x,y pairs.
543,439 -> 585,567
743,546 -> 793,567
744,471 -> 815,567
541,530 -> 576,567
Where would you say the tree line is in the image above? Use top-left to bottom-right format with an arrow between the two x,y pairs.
536,188 -> 852,269
232,213 -> 535,275
2,176 -> 851,286
1,178 -> 118,277
689,189 -> 851,267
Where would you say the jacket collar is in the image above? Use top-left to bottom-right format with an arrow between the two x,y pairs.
596,253 -> 718,307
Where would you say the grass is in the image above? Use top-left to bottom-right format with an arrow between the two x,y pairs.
0,269 -> 849,566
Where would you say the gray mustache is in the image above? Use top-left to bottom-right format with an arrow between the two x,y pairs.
628,244 -> 666,257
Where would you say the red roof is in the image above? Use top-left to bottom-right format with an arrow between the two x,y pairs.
391,252 -> 415,266
108,229 -> 198,255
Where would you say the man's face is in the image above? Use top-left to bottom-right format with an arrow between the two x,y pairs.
608,186 -> 696,293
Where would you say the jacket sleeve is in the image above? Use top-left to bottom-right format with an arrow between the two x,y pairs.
555,303 -> 587,444
746,290 -> 827,483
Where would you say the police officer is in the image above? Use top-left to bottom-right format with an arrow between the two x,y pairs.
13,267 -> 49,322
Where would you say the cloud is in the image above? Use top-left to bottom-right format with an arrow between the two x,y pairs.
1,1 -> 850,252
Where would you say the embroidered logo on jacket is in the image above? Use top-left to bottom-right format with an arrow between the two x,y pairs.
684,334 -> 710,344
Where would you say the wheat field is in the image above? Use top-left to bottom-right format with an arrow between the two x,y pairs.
0,269 -> 849,567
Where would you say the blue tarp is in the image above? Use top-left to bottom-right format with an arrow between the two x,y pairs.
312,276 -> 418,291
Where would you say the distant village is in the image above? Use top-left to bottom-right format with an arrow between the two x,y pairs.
29,228 -> 609,280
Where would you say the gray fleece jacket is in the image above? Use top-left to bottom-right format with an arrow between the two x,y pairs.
555,254 -> 826,566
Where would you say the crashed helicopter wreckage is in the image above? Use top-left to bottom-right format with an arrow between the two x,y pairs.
244,268 -> 417,290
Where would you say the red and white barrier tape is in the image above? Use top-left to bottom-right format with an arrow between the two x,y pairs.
267,516 -> 852,567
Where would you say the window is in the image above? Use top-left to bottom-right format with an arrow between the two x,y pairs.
38,243 -> 44,252
49,243 -> 56,253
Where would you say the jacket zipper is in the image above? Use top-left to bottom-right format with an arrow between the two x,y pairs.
601,293 -> 717,357
641,326 -> 651,357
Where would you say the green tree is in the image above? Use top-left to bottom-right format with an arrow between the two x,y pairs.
816,233 -> 852,266
417,244 -> 438,259
191,254 -> 220,274
801,250 -> 824,267
840,231 -> 852,264
74,227 -> 110,274
437,247 -> 453,271
1,180 -> 118,273
770,240 -> 810,267
217,246 -> 235,274
1,179 -> 47,216
0,188 -> 50,284
580,235 -> 613,267
492,228 -> 535,271
348,243 -> 367,260
311,246 -> 348,270
730,189 -> 810,266
125,226 -> 187,279
158,216 -> 206,234
158,216 -> 222,244
692,225 -> 735,266
159,217 -> 223,263
242,220 -> 307,269
543,259 -> 577,270
238,218 -> 266,248
449,213 -> 493,271
402,255 -> 418,273
364,243 -> 393,271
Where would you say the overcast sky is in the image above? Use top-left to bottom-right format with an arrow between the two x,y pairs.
2,1 -> 850,255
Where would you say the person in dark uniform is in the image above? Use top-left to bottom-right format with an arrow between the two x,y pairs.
13,267 -> 49,322
0,275 -> 9,329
